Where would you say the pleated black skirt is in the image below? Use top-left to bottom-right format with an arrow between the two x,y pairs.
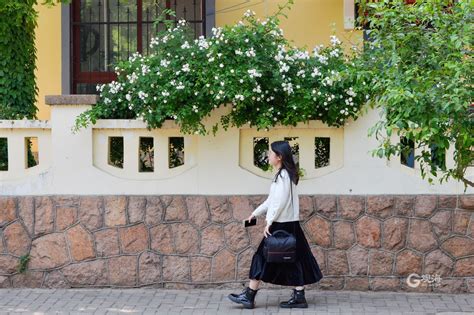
249,221 -> 323,286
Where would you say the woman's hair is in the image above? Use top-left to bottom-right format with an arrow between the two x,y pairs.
270,141 -> 299,185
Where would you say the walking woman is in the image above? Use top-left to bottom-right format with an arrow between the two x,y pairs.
228,141 -> 323,309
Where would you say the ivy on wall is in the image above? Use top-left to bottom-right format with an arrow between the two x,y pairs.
0,0 -> 39,119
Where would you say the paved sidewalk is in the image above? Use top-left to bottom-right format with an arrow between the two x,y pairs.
0,289 -> 473,314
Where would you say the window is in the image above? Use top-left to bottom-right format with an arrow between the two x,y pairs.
72,0 -> 205,94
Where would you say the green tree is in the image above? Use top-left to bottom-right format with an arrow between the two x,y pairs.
357,0 -> 473,188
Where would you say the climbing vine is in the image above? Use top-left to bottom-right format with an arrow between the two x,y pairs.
74,1 -> 370,135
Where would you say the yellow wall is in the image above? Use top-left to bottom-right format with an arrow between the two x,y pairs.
215,0 -> 361,50
35,4 -> 62,120
34,1 -> 362,119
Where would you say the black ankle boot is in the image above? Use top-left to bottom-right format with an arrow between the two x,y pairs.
228,287 -> 258,309
279,288 -> 308,308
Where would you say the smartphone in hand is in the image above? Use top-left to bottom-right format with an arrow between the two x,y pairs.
243,217 -> 257,227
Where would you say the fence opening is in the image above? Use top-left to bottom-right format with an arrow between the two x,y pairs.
315,137 -> 330,168
0,138 -> 7,171
139,137 -> 154,172
108,136 -> 124,168
169,137 -> 184,168
25,137 -> 39,168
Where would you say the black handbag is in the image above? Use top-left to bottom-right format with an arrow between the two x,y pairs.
263,182 -> 296,263
263,229 -> 297,263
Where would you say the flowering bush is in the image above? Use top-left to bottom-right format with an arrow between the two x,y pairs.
74,3 -> 370,135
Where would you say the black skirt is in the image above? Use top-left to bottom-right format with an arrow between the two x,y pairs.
249,221 -> 323,286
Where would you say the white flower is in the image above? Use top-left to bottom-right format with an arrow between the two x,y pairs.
127,72 -> 139,84
219,63 -> 224,68
311,68 -> 321,78
248,69 -> 262,78
330,35 -> 341,46
235,49 -> 243,55
208,57 -> 215,62
230,69 -> 235,74
244,10 -> 255,18
245,48 -> 256,57
138,91 -> 148,101
125,94 -> 132,101
252,85 -> 262,93
282,82 -> 294,95
176,82 -> 185,90
234,94 -> 245,101
182,64 -> 190,72
162,91 -> 170,97
239,79 -> 244,83
280,63 -> 290,73
318,55 -> 328,64
108,81 -> 122,94
329,49 -> 340,58
294,50 -> 310,60
150,37 -> 160,48
346,88 -> 357,97
160,59 -> 170,68
141,65 -> 150,75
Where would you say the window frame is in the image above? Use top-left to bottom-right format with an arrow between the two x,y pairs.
70,0 -> 207,94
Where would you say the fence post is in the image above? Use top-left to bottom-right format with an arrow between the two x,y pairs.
45,95 -> 97,189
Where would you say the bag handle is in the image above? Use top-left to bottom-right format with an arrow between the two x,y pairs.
272,229 -> 294,238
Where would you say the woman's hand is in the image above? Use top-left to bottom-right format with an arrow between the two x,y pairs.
264,225 -> 272,238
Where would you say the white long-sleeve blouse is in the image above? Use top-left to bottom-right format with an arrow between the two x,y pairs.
251,168 -> 299,226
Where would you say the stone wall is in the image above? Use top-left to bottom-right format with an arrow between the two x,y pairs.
0,195 -> 473,293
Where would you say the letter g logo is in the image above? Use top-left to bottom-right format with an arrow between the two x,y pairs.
406,273 -> 421,288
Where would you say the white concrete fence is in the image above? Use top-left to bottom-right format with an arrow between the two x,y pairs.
0,95 -> 472,195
